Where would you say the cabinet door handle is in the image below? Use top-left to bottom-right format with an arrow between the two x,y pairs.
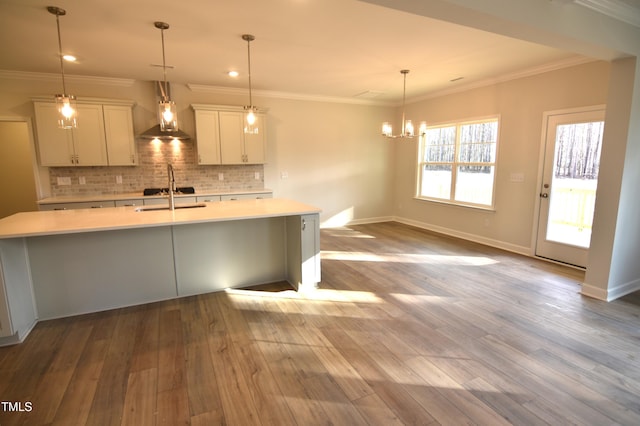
302,219 -> 306,231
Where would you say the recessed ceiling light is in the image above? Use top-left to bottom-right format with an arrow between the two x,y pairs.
62,54 -> 76,62
228,70 -> 239,77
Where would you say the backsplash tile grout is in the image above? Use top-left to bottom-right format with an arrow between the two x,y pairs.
49,139 -> 264,197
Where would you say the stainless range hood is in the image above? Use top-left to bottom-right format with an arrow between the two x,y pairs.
138,81 -> 191,140
138,124 -> 191,140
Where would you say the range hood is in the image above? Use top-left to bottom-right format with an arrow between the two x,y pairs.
138,81 -> 191,140
138,124 -> 191,141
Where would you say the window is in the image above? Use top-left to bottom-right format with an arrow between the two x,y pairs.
417,117 -> 499,208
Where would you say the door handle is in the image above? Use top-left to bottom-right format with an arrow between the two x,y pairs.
540,193 -> 549,198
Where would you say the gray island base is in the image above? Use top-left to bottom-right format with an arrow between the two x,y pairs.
0,198 -> 321,345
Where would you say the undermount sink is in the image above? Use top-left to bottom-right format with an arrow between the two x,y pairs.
135,203 -> 207,212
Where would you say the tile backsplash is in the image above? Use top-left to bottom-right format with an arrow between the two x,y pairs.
49,139 -> 265,197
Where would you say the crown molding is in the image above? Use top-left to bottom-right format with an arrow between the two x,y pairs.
408,56 -> 596,104
575,0 -> 640,28
0,70 -> 135,87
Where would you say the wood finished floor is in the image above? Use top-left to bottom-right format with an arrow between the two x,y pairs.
1,221 -> 640,425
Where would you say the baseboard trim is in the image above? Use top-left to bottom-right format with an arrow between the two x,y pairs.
583,278 -> 640,301
391,216 -> 531,257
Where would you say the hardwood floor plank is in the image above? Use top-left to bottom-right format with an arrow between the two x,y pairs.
155,309 -> 190,425
129,306 -> 160,373
121,368 -> 158,426
179,297 -> 224,420
213,296 -> 298,425
51,338 -> 109,426
84,308 -> 143,426
23,323 -> 93,425
156,388 -> 190,426
1,221 -> 639,425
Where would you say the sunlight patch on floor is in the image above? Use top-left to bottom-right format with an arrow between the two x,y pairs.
390,293 -> 456,305
321,250 -> 498,266
225,287 -> 382,304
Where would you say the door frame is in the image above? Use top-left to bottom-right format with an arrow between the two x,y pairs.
531,104 -> 606,267
0,116 -> 49,200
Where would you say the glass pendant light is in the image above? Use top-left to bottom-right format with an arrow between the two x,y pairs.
382,69 -> 417,139
242,34 -> 259,134
155,21 -> 178,132
47,6 -> 77,129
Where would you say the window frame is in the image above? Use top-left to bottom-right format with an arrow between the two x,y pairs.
415,115 -> 500,210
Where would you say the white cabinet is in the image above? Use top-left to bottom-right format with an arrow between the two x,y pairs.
115,199 -> 144,207
39,201 -> 117,211
194,110 -> 221,165
104,105 -> 137,165
34,99 -> 136,167
191,104 -> 266,165
143,196 -> 197,206
219,111 -> 266,164
285,213 -> 321,291
0,239 -> 37,345
220,192 -> 273,201
196,195 -> 221,203
34,102 -> 107,166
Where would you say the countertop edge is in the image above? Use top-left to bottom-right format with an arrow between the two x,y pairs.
0,198 -> 321,239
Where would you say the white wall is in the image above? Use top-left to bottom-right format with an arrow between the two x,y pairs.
392,61 -> 610,253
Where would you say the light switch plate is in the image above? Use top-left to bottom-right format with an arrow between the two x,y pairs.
57,177 -> 71,186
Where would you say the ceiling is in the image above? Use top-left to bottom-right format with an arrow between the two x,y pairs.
0,0 -> 637,104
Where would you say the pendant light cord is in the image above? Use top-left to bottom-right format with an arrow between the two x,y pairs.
247,39 -> 253,107
54,12 -> 67,94
401,69 -> 409,135
243,34 -> 255,108
160,26 -> 168,100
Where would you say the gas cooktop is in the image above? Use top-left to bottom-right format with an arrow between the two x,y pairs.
143,187 -> 195,196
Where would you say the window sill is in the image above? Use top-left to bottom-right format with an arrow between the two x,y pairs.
413,196 -> 496,212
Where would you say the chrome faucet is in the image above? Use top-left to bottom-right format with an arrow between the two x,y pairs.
167,163 -> 175,210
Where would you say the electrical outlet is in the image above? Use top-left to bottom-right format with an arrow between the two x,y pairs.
254,172 -> 260,180
218,173 -> 224,181
79,176 -> 86,185
57,177 -> 71,186
116,175 -> 123,184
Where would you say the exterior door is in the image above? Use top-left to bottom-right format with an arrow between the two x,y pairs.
536,107 -> 605,267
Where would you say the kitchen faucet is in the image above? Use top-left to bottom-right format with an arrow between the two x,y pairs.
167,163 -> 175,210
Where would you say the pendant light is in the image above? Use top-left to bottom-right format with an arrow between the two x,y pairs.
47,6 -> 77,129
155,21 -> 178,132
382,69 -> 425,139
242,34 -> 259,134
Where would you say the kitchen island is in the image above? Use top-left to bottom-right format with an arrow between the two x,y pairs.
0,198 -> 321,345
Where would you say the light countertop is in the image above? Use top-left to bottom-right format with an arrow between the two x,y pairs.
0,198 -> 321,239
37,188 -> 273,204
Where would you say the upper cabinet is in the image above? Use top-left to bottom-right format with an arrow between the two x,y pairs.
33,98 -> 136,167
192,104 -> 266,165
193,109 -> 221,165
103,105 -> 137,166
